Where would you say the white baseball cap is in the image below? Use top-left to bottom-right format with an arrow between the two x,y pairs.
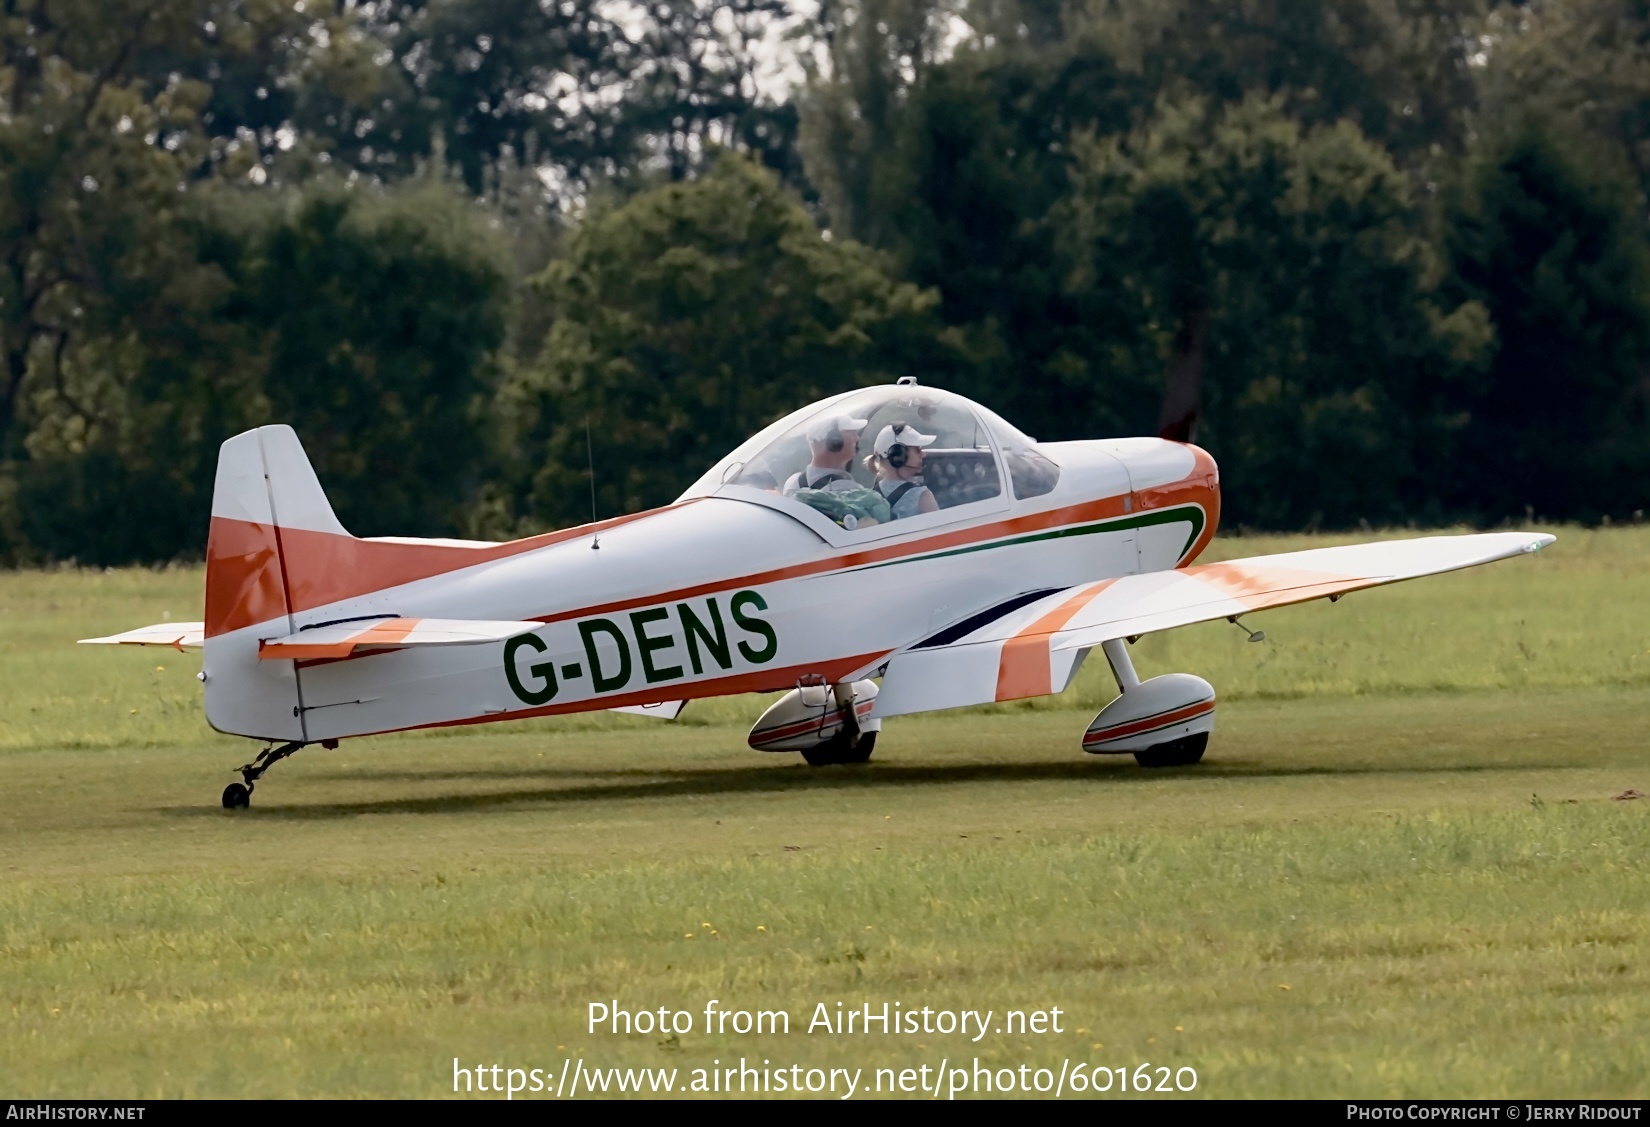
806,413 -> 869,442
875,423 -> 937,457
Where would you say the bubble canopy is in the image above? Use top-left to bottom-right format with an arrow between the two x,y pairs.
678,384 -> 1059,530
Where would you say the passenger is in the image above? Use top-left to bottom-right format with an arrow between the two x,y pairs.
782,413 -> 869,495
866,422 -> 940,519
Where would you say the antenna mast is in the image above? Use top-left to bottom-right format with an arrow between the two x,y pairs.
586,419 -> 600,550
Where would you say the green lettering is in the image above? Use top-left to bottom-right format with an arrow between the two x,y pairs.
630,607 -> 683,683
731,589 -> 777,664
504,633 -> 558,705
678,599 -> 731,674
579,618 -> 632,693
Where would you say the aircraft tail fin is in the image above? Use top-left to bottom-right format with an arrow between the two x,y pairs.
197,425 -> 350,740
256,425 -> 350,539
205,425 -> 350,640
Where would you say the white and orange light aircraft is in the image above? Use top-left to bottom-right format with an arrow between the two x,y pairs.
82,380 -> 1553,807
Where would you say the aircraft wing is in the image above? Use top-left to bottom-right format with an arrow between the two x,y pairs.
78,622 -> 206,650
257,617 -> 543,660
874,532 -> 1553,718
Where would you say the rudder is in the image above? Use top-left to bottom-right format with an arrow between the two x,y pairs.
202,425 -> 345,740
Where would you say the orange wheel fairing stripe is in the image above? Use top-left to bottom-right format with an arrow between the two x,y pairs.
1083,698 -> 1215,744
750,700 -> 876,745
994,580 -> 1119,701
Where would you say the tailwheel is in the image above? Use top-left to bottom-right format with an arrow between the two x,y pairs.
221,739 -> 311,807
801,730 -> 877,767
1133,732 -> 1209,768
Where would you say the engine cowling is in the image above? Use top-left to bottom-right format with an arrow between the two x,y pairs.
1082,673 -> 1215,756
748,680 -> 881,751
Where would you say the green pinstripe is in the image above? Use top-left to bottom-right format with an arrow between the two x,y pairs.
847,504 -> 1206,574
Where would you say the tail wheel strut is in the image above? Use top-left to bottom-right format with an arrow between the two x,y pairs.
222,739 -> 332,808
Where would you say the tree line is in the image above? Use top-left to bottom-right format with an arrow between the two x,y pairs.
2,0 -> 1647,564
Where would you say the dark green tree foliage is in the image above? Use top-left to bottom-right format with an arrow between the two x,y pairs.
1119,0 -> 1487,165
798,0 -> 946,247
232,181 -> 511,538
615,0 -> 807,188
0,0 -> 216,460
231,0 -> 806,196
8,0 -> 1650,563
799,0 -> 1492,448
1477,0 -> 1650,212
124,0 -> 316,182
0,0 -> 242,560
1446,126 -> 1650,522
873,48 -> 1151,440
1063,96 -> 1490,527
298,0 -> 628,191
502,157 -> 947,530
12,179 -> 509,562
11,204 -> 262,564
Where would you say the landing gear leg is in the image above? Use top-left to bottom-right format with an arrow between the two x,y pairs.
222,740 -> 305,809
1101,638 -> 1140,692
800,684 -> 876,766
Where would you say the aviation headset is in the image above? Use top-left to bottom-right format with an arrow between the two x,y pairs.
883,422 -> 921,469
825,426 -> 846,454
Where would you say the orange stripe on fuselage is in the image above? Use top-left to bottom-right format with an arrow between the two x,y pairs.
531,494 -> 1141,627
206,457 -> 1220,638
994,580 -> 1119,701
1157,443 -> 1220,568
205,502 -> 696,637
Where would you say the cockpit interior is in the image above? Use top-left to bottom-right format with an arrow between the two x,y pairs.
686,382 -> 1061,534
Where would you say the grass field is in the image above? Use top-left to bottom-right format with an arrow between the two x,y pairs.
1,527 -> 1646,1099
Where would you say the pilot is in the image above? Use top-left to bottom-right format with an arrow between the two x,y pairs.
866,422 -> 940,519
782,413 -> 869,495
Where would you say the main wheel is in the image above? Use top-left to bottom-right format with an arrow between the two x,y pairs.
836,731 -> 876,765
801,730 -> 877,767
1132,732 -> 1208,768
221,782 -> 251,809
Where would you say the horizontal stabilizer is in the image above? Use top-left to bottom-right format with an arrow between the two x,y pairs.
78,622 -> 206,650
875,532 -> 1553,719
257,617 -> 542,661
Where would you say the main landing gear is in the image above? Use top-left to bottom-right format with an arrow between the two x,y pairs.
748,678 -> 882,766
221,738 -> 335,808
1083,639 -> 1216,767
802,728 -> 877,767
